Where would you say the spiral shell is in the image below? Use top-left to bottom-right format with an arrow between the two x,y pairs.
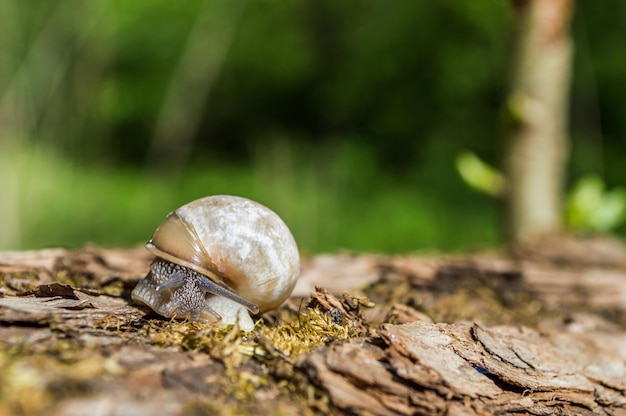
131,195 -> 300,330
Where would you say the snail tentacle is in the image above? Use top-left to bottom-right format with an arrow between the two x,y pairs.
155,271 -> 185,293
195,274 -> 260,315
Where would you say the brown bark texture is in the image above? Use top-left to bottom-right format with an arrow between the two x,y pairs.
505,0 -> 574,244
1,236 -> 626,415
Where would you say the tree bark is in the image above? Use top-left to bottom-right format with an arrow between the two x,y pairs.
1,241 -> 626,414
504,0 -> 574,244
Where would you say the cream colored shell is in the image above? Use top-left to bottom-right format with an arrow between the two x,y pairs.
146,195 -> 300,313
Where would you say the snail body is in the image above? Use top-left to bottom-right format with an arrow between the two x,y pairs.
131,195 -> 300,331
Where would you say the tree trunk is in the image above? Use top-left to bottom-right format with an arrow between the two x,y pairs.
504,0 -> 574,245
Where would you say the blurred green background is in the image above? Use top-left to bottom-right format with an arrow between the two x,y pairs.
0,0 -> 624,253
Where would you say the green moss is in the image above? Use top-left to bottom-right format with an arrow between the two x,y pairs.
137,305 -> 362,412
145,306 -> 360,357
259,307 -> 360,357
0,352 -> 54,415
0,350 -> 116,415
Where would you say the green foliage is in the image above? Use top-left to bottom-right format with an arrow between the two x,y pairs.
455,151 -> 626,233
0,1 -> 624,251
455,151 -> 504,197
0,143 -> 497,252
566,175 -> 626,232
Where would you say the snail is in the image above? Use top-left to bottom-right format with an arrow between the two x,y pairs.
131,195 -> 300,331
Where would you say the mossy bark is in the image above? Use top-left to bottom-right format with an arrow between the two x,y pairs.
1,239 -> 626,415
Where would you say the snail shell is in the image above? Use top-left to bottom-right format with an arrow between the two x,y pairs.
131,195 -> 300,331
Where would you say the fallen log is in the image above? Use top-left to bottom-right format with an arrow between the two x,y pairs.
0,240 -> 625,415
